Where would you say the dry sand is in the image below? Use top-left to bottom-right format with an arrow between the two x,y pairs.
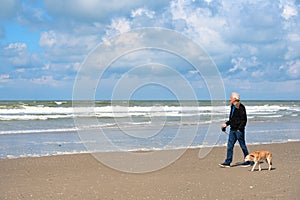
0,142 -> 299,199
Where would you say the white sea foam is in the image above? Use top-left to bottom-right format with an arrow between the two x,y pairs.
0,102 -> 298,121
0,128 -> 79,135
54,101 -> 67,105
0,114 -> 75,121
5,150 -> 94,159
0,105 -> 297,121
0,105 -> 218,120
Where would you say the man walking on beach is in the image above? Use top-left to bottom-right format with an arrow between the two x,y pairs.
219,92 -> 251,168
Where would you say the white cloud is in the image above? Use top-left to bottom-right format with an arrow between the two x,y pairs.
44,0 -> 168,23
42,64 -> 50,70
5,42 -> 27,50
0,74 -> 9,82
287,33 -> 300,42
39,30 -> 99,63
30,75 -> 61,87
229,56 -> 259,73
15,68 -> 25,73
281,4 -> 298,20
4,42 -> 30,66
251,70 -> 264,78
285,45 -> 300,60
39,31 -> 56,47
72,62 -> 81,72
204,0 -> 213,4
131,8 -> 155,19
170,0 -> 189,21
107,18 -> 131,35
284,33 -> 300,60
286,60 -> 300,78
169,0 -> 233,63
229,64 -> 239,73
130,8 -> 161,29
223,1 -> 282,43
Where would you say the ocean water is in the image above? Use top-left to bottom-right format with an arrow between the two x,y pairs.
0,100 -> 299,158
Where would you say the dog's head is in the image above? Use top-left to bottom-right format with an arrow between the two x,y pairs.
245,154 -> 255,162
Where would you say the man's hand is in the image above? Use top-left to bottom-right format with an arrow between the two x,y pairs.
221,124 -> 227,132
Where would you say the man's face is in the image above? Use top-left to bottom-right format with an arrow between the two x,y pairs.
230,96 -> 236,104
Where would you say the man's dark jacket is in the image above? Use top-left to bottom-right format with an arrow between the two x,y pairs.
225,102 -> 247,132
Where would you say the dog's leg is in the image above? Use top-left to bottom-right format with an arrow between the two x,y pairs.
267,157 -> 272,170
251,162 -> 257,171
258,162 -> 262,171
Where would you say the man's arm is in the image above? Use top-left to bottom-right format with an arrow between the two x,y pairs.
238,105 -> 247,131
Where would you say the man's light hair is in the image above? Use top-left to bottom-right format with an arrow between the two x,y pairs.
231,92 -> 240,100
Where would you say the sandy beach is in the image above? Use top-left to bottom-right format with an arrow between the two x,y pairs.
0,142 -> 299,199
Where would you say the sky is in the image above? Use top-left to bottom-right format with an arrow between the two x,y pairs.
0,0 -> 299,100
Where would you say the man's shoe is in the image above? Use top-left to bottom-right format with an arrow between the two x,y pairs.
240,161 -> 251,167
218,162 -> 230,168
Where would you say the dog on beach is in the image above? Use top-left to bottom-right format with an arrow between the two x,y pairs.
244,150 -> 272,171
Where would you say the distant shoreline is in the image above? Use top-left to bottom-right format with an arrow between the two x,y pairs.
1,140 -> 299,160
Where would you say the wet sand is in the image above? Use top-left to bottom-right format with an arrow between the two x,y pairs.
0,142 -> 299,199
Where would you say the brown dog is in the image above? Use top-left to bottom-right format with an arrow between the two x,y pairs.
245,150 -> 272,171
